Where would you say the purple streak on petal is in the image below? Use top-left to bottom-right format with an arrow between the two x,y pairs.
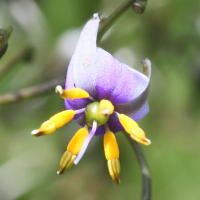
74,120 -> 97,165
95,125 -> 106,136
75,108 -> 85,114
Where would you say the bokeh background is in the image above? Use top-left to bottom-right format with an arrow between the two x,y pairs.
1,0 -> 200,199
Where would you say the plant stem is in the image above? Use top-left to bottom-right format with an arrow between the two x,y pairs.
0,76 -> 65,105
98,0 -> 136,43
124,131 -> 151,200
0,46 -> 33,76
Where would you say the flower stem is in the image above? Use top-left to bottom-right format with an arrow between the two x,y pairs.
97,0 -> 144,43
0,76 -> 65,105
0,46 -> 34,76
124,131 -> 151,200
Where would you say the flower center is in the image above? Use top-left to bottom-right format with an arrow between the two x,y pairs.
85,102 -> 109,127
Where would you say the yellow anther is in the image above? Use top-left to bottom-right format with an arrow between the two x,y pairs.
104,131 -> 120,184
57,151 -> 76,175
119,114 -> 139,133
130,127 -> 151,145
107,159 -> 121,184
119,114 -> 151,145
31,110 -> 75,136
50,110 -> 75,128
100,99 -> 114,116
55,85 -> 89,99
67,127 -> 89,155
104,131 -> 119,160
31,120 -> 56,136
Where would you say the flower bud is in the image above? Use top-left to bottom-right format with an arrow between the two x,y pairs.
132,0 -> 148,14
0,25 -> 13,58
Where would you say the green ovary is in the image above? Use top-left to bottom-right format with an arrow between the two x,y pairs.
85,102 -> 109,127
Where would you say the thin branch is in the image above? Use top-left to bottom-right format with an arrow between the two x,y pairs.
0,76 -> 65,105
0,46 -> 33,76
97,0 -> 136,42
124,131 -> 151,200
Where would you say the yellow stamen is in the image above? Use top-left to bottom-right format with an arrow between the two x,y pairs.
57,126 -> 88,175
57,151 -> 76,175
50,110 -> 75,128
107,159 -> 121,184
104,130 -> 120,184
130,133 -> 151,145
100,99 -> 114,116
119,114 -> 138,133
119,114 -> 151,145
55,85 -> 89,99
31,110 -> 75,136
67,127 -> 89,155
104,131 -> 119,160
31,120 -> 56,136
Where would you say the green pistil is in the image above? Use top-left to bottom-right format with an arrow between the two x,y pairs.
85,102 -> 109,127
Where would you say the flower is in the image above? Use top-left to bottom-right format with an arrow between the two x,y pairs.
31,13 -> 151,184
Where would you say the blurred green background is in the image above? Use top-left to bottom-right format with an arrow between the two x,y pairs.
0,0 -> 200,199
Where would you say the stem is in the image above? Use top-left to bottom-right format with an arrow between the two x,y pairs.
124,131 -> 151,200
0,76 -> 65,105
0,46 -> 33,76
98,0 -> 136,43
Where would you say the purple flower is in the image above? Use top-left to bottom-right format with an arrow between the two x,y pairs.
32,13 -> 151,184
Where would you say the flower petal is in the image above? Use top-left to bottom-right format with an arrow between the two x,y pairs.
95,48 -> 151,116
71,14 -> 100,98
65,56 -> 91,118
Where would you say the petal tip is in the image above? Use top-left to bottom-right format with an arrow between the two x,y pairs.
93,13 -> 99,19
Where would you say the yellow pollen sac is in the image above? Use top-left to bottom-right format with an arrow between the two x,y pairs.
31,110 -> 75,136
50,110 -> 75,128
67,127 -> 89,155
104,131 -> 120,184
100,99 -> 114,116
57,151 -> 76,175
119,114 -> 151,145
104,131 -> 119,160
130,127 -> 151,145
119,114 -> 138,133
55,85 -> 89,99
31,120 -> 56,136
107,159 -> 121,184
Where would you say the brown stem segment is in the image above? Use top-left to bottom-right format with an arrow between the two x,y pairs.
0,76 -> 65,105
97,0 -> 136,43
0,46 -> 33,76
124,131 -> 151,200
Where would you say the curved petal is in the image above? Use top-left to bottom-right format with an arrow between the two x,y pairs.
107,114 -> 124,133
114,59 -> 151,116
72,14 -> 100,98
95,125 -> 106,136
128,100 -> 149,122
65,56 -> 91,115
95,48 -> 151,116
